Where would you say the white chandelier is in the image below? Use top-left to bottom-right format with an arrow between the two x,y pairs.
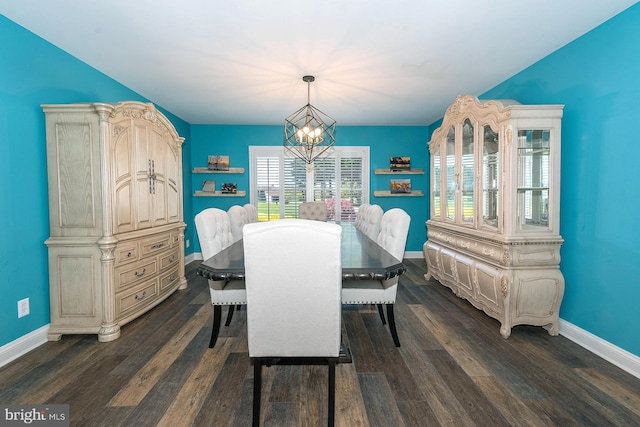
283,75 -> 336,164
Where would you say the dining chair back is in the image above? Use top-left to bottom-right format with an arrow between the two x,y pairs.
299,201 -> 328,221
342,208 -> 410,347
243,219 -> 342,426
243,203 -> 259,223
358,204 -> 383,240
194,208 -> 246,348
354,203 -> 370,229
228,205 -> 249,243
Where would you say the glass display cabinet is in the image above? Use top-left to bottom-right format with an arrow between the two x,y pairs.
423,95 -> 564,338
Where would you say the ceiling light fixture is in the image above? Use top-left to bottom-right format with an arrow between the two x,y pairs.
284,75 -> 336,164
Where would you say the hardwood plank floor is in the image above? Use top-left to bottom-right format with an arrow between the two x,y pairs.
1,258 -> 639,426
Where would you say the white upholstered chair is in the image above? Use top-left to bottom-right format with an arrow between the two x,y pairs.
194,208 -> 246,348
299,201 -> 328,221
243,203 -> 259,223
357,204 -> 383,241
354,203 -> 371,229
243,219 -> 342,427
342,208 -> 410,347
227,204 -> 249,243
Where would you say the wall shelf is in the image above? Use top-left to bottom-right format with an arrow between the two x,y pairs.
193,167 -> 245,174
194,190 -> 246,197
374,168 -> 424,175
373,190 -> 424,197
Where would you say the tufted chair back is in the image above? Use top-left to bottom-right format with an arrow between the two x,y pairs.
354,203 -> 371,229
376,208 -> 410,262
360,204 -> 383,240
243,203 -> 259,223
195,208 -> 234,259
228,205 -> 249,242
299,201 -> 328,221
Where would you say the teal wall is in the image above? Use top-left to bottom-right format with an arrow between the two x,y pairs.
0,16 -> 192,347
429,3 -> 640,356
189,125 -> 428,254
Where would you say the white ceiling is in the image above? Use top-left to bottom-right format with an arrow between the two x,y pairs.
2,1 -> 637,126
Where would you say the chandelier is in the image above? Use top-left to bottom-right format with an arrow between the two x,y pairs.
284,75 -> 336,164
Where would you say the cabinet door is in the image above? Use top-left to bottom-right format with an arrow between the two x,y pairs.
516,129 -> 550,230
460,119 -> 475,226
165,134 -> 181,223
445,126 -> 456,222
134,123 -> 154,230
149,127 -> 168,227
430,142 -> 441,219
481,125 -> 500,230
112,121 -> 135,234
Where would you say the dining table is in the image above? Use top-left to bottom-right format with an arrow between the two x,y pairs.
196,222 -> 406,360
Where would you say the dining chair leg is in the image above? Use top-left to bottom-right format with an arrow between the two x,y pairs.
209,305 -> 222,348
386,304 -> 401,347
253,359 -> 262,427
376,304 -> 386,325
328,359 -> 336,427
225,305 -> 235,326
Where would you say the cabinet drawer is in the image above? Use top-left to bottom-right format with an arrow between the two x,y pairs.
170,232 -> 181,247
160,266 -> 180,293
159,249 -> 180,271
141,233 -> 171,257
116,258 -> 158,291
115,242 -> 139,265
116,280 -> 158,318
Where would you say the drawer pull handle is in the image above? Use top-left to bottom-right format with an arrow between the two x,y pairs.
169,256 -> 176,262
134,291 -> 147,301
127,251 -> 132,258
170,274 -> 177,281
151,243 -> 165,249
134,268 -> 146,277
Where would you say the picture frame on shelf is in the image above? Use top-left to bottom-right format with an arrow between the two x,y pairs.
208,155 -> 230,171
390,156 -> 411,171
390,178 -> 411,193
221,183 -> 237,194
202,180 -> 216,192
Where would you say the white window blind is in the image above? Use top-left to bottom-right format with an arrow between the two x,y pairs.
249,146 -> 369,222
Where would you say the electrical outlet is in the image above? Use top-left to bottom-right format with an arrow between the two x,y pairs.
186,239 -> 190,248
18,298 -> 30,318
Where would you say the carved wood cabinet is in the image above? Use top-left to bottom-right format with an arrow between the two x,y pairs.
423,95 -> 564,338
43,101 -> 187,342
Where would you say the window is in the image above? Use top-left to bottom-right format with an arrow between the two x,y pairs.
249,146 -> 369,222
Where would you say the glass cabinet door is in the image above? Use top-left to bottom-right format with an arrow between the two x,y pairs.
445,126 -> 456,221
517,129 -> 550,229
482,125 -> 499,228
461,119 -> 474,224
432,143 -> 441,219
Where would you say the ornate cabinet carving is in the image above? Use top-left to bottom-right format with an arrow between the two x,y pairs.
423,95 -> 564,338
44,101 -> 187,342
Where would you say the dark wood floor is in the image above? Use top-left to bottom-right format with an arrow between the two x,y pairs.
2,258 -> 640,426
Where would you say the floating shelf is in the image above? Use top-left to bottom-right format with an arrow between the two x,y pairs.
373,190 -> 424,197
194,190 -> 247,197
374,168 -> 424,175
193,167 -> 245,174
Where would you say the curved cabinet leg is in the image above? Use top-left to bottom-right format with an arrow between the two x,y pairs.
386,304 -> 401,347
98,322 -> 121,342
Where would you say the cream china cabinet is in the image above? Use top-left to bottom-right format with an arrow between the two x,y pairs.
423,95 -> 564,338
43,101 -> 187,342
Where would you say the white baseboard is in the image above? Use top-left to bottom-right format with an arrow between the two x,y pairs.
0,325 -> 49,368
185,252 -> 199,264
404,251 -> 422,259
558,319 -> 640,379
